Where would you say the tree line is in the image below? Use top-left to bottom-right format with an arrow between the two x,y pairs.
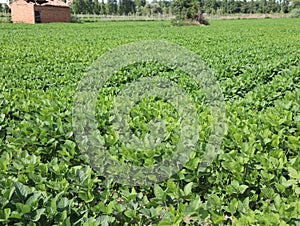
70,0 -> 300,15
0,0 -> 298,15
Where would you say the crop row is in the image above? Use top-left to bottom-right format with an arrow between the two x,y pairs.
0,19 -> 299,225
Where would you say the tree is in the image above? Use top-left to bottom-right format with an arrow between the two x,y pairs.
203,0 -> 219,14
227,0 -> 240,13
108,0 -> 118,14
144,2 -> 153,15
249,0 -> 258,13
172,0 -> 207,24
84,0 -> 93,13
134,0 -> 146,8
93,0 -> 101,14
241,0 -> 249,13
290,0 -> 300,8
152,3 -> 162,14
100,0 -> 107,15
71,0 -> 88,14
159,0 -> 172,15
119,0 -> 135,15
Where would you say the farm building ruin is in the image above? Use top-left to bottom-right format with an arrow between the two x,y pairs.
11,0 -> 71,24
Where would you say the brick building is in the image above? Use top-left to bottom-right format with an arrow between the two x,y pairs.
11,0 -> 71,24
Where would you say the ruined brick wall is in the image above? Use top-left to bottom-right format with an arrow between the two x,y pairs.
11,0 -> 71,24
35,5 -> 71,23
11,0 -> 35,24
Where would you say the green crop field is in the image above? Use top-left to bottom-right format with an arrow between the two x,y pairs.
0,19 -> 299,225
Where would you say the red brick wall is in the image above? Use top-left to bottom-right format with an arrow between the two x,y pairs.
35,6 -> 71,23
11,1 -> 35,24
11,0 -> 71,24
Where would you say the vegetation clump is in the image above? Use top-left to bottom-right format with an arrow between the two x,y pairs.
289,8 -> 300,18
172,0 -> 209,26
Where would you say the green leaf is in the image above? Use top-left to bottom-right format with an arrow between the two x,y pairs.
124,209 -> 136,218
10,211 -> 22,219
0,208 -> 11,221
282,179 -> 297,187
154,184 -> 165,201
32,208 -> 46,222
49,197 -> 57,215
79,191 -> 94,203
3,187 -> 15,201
239,185 -> 248,194
14,181 -> 29,201
56,210 -> 67,222
184,195 -> 202,215
57,197 -> 71,212
189,195 -> 201,210
288,167 -> 300,180
166,179 -> 177,194
207,194 -> 221,209
16,203 -> 31,214
229,198 -> 238,213
97,215 -> 115,226
106,201 -> 114,215
238,197 -> 250,215
26,192 -> 41,209
274,195 -> 281,210
184,182 -> 193,196
4,208 -> 10,220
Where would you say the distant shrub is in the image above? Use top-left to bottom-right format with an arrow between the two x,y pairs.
171,18 -> 209,26
289,8 -> 300,18
171,19 -> 184,26
199,17 -> 210,25
171,17 -> 209,26
0,15 -> 11,23
71,15 -> 81,23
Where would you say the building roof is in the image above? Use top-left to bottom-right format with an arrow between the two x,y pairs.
41,0 -> 69,7
21,0 -> 69,7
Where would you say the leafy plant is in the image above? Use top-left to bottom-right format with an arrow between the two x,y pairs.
0,19 -> 299,225
289,8 -> 300,18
